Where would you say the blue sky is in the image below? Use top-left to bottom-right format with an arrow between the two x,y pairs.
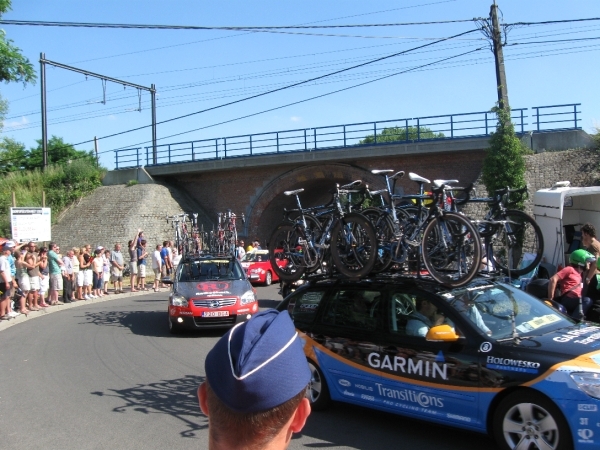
1,0 -> 599,169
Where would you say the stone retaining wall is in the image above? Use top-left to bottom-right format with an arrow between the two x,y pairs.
462,148 -> 600,218
51,182 -> 213,251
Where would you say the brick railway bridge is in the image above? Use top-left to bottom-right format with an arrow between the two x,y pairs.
104,137 -> 590,243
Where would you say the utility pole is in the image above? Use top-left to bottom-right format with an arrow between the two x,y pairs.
94,136 -> 99,167
490,1 -> 509,110
40,52 -> 48,170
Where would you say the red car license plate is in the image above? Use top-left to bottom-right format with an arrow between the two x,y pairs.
202,311 -> 230,317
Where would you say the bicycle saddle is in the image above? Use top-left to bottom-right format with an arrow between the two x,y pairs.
433,179 -> 459,188
408,173 -> 430,184
284,189 -> 304,196
371,169 -> 393,174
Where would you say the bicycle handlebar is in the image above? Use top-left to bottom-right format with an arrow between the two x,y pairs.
448,183 -> 474,206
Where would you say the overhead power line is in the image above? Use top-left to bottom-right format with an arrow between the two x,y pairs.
0,18 -> 479,30
69,28 -> 480,144
104,47 -> 486,154
0,42 -> 481,166
505,17 -> 600,27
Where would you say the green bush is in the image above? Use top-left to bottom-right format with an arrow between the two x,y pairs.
0,161 -> 105,237
126,179 -> 139,186
482,107 -> 527,210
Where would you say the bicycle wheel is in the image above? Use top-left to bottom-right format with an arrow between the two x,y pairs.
490,209 -> 544,276
330,213 -> 377,278
421,212 -> 481,288
361,208 -> 395,273
286,213 -> 324,274
268,223 -> 307,282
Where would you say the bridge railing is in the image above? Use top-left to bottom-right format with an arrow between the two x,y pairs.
114,103 -> 581,169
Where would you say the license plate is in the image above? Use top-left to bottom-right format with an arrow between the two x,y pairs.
202,311 -> 230,317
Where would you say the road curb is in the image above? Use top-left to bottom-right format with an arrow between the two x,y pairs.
0,289 -> 163,332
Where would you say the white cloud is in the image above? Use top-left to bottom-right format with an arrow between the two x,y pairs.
107,115 -> 117,121
290,116 -> 301,122
3,116 -> 29,129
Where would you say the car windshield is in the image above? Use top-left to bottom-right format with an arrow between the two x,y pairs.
241,252 -> 268,262
443,282 -> 575,339
177,258 -> 244,281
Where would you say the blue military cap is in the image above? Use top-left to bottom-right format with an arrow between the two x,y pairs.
205,309 -> 310,413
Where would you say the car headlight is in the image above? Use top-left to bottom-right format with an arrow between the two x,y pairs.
250,268 -> 264,274
570,372 -> 600,399
240,290 -> 256,305
171,294 -> 189,308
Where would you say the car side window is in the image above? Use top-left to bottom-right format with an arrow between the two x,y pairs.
389,292 -> 417,336
287,290 -> 326,324
321,290 -> 381,331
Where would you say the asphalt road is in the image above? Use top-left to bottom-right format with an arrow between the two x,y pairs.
0,286 -> 495,450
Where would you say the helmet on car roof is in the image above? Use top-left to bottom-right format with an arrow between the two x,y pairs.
569,249 -> 595,266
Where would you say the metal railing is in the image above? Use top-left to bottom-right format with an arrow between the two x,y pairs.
114,103 -> 581,169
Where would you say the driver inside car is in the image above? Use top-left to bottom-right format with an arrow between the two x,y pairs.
406,298 -> 454,337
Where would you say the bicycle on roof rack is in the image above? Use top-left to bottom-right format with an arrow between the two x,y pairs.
210,209 -> 244,257
445,185 -> 543,277
268,180 -> 378,282
361,170 -> 482,288
166,213 -> 189,258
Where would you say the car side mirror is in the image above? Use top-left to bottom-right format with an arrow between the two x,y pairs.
426,324 -> 460,342
162,277 -> 173,285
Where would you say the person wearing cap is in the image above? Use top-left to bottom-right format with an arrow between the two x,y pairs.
0,241 -> 18,320
47,242 -> 64,306
548,249 -> 595,320
198,309 -> 311,450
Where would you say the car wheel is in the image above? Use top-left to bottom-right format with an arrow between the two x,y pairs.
493,390 -> 573,450
265,271 -> 272,286
306,359 -> 330,411
168,315 -> 181,335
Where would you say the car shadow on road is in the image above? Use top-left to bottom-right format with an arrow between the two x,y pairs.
297,402 -> 494,449
78,310 -> 226,339
91,374 -> 207,438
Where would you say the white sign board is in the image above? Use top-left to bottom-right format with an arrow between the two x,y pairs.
10,207 -> 52,242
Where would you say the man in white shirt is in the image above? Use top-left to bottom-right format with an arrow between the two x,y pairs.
151,244 -> 163,292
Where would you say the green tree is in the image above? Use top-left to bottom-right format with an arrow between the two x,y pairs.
482,107 -> 527,209
0,136 -> 26,172
0,0 -> 36,85
26,135 -> 96,170
0,93 -> 7,132
360,125 -> 444,144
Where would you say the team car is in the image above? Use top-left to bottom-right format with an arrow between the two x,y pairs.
240,250 -> 281,285
164,255 -> 258,333
277,275 -> 600,450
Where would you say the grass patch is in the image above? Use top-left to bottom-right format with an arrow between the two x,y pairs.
0,160 -> 105,237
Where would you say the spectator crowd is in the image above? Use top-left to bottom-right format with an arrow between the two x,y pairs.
0,228 -> 180,321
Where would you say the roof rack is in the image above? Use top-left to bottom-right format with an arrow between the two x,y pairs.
299,269 -> 502,289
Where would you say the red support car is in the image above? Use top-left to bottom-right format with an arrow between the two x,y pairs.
240,250 -> 283,286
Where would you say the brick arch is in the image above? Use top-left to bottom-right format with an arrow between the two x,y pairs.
245,163 -> 382,244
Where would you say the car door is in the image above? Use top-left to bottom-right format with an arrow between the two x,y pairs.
375,289 -> 484,429
307,288 -> 385,408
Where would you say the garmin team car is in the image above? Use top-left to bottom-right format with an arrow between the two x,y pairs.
278,275 -> 600,450
240,250 -> 282,286
165,255 -> 258,333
